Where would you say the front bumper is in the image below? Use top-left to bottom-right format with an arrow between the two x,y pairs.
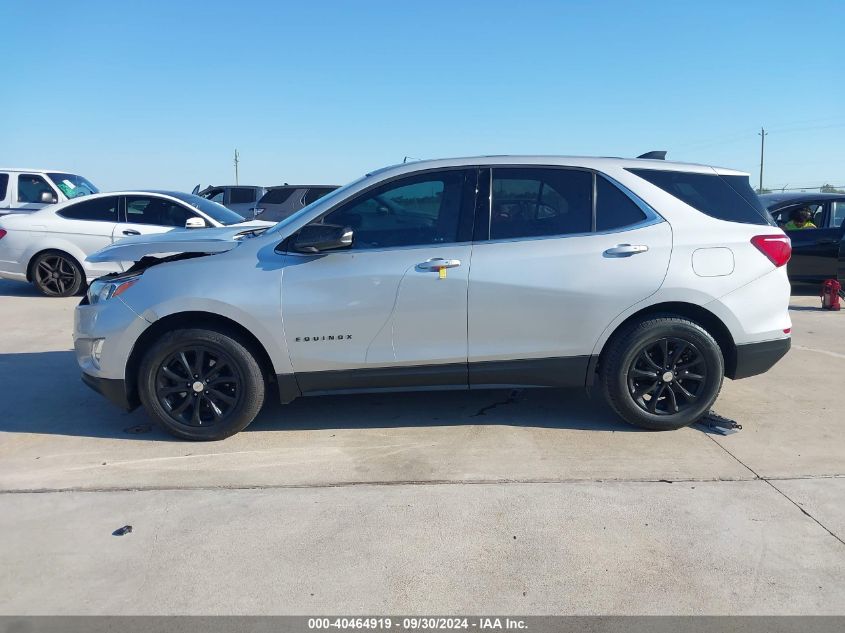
727,337 -> 791,380
81,373 -> 133,410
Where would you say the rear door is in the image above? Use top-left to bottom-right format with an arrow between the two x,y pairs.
467,167 -> 672,387
52,195 -> 121,276
281,169 -> 477,392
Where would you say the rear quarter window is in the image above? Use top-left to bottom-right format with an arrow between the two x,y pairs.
627,168 -> 772,226
0,174 -> 8,200
229,187 -> 257,204
260,188 -> 296,205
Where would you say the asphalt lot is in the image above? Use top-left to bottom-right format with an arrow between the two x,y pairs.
0,278 -> 843,614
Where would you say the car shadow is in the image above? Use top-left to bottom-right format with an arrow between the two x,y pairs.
0,350 -> 636,441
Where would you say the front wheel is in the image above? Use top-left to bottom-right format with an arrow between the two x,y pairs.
138,328 -> 265,440
601,317 -> 724,431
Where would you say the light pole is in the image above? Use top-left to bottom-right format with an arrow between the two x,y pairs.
234,149 -> 240,185
758,128 -> 767,192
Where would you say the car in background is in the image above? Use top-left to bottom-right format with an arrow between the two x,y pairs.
0,168 -> 99,215
760,192 -> 845,283
254,185 -> 339,222
0,191 -> 272,297
193,185 -> 267,217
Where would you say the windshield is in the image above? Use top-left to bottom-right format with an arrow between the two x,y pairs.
164,191 -> 251,225
47,173 -> 99,199
269,177 -> 366,233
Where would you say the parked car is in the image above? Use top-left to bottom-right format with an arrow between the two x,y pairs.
254,185 -> 339,222
0,190 -> 272,296
76,155 -> 791,441
193,185 -> 266,217
0,168 -> 99,215
759,192 -> 845,283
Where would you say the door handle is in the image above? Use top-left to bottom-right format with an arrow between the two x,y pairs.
122,229 -> 141,236
603,244 -> 649,257
417,258 -> 461,271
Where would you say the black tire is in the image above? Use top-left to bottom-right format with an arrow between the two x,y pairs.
138,328 -> 265,441
600,317 -> 724,431
31,250 -> 84,297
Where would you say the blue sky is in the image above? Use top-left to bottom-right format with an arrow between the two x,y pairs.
3,0 -> 843,191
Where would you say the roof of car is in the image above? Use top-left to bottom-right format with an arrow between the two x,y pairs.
758,191 -> 845,207
364,155 -> 749,178
0,167 -> 72,173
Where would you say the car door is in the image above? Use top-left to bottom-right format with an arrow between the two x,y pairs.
11,173 -> 59,213
467,167 -> 672,387
281,169 -> 477,393
776,202 -> 841,281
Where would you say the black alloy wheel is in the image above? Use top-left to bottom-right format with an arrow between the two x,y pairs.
32,252 -> 83,297
627,337 -> 707,415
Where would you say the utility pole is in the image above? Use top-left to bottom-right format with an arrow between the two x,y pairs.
233,149 -> 240,185
758,128 -> 767,192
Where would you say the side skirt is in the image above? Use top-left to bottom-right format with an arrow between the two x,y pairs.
276,355 -> 595,403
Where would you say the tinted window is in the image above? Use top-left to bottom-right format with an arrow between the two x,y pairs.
229,187 -> 256,204
628,168 -> 771,226
202,188 -> 225,203
303,187 -> 336,206
57,196 -> 118,221
320,171 -> 468,249
125,196 -> 197,227
596,175 -> 647,231
17,175 -> 54,203
491,168 -> 592,239
0,174 -> 8,200
830,201 -> 845,229
260,187 -> 297,205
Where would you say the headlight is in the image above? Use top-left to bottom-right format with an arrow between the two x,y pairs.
87,274 -> 142,305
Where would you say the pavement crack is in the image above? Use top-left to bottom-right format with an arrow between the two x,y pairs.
472,389 -> 522,417
701,432 -> 845,547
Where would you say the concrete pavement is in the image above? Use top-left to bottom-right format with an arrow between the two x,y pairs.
0,279 -> 843,614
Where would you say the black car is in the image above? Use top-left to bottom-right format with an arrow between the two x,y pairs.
759,192 -> 845,283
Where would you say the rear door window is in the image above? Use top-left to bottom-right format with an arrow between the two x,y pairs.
0,174 -> 8,201
627,168 -> 771,226
771,203 -> 825,229
57,196 -> 119,221
829,201 -> 845,229
490,168 -> 592,239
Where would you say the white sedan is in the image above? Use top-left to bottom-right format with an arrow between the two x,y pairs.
0,190 -> 272,296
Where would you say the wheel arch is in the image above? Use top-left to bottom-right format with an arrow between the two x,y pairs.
587,301 -> 738,389
124,311 -> 278,409
26,247 -> 85,282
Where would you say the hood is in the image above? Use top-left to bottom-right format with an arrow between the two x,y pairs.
86,224 -> 271,263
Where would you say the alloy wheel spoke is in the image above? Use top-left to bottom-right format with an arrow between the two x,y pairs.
648,384 -> 666,413
665,385 -> 679,412
178,352 -> 193,377
170,395 -> 192,416
191,398 -> 202,425
640,351 -> 663,372
207,388 -> 235,405
672,342 -> 689,367
674,381 -> 697,400
659,339 -> 669,367
630,367 -> 659,379
161,366 -> 184,382
633,381 -> 659,399
193,350 -> 205,376
204,362 -> 228,382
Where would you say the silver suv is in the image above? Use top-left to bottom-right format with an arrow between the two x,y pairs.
75,156 -> 792,440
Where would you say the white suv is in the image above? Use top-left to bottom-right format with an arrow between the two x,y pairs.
0,168 -> 99,215
74,156 -> 792,440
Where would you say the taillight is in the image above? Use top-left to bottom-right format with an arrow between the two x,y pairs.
0,229 -> 6,240
751,234 -> 791,267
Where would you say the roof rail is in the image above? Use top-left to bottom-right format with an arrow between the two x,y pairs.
637,151 -> 667,160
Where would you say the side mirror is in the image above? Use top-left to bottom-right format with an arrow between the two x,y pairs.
293,224 -> 353,253
185,217 -> 208,229
40,191 -> 58,204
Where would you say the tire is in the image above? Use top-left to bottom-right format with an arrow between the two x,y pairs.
138,328 -> 265,441
600,316 -> 724,431
31,251 -> 84,297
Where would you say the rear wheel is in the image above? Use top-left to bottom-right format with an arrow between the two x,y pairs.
601,317 -> 724,431
138,328 -> 265,440
31,251 -> 84,297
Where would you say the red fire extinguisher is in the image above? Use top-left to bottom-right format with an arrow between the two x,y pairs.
820,279 -> 842,311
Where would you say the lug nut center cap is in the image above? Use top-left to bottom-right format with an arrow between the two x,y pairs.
662,371 -> 674,382
191,381 -> 205,393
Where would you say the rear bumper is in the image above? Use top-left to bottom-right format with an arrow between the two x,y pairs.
81,372 -> 135,410
727,337 -> 791,380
